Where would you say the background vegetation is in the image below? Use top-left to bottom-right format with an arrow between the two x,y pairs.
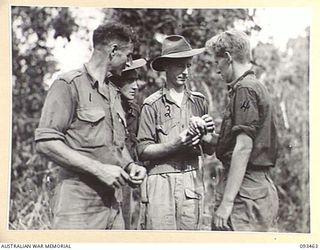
10,7 -> 309,232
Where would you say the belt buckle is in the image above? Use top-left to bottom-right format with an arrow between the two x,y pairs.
181,163 -> 192,173
179,161 -> 187,172
172,160 -> 195,173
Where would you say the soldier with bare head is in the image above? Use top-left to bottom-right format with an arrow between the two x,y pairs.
35,22 -> 146,229
206,30 -> 279,231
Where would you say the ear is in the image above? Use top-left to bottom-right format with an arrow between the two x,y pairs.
225,51 -> 233,64
110,44 -> 119,57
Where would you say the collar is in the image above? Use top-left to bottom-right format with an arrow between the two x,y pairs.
84,64 -> 121,100
185,87 -> 195,103
227,69 -> 255,95
122,98 -> 139,118
161,86 -> 195,104
108,80 -> 121,93
83,64 -> 98,87
161,87 -> 174,104
83,64 -> 113,88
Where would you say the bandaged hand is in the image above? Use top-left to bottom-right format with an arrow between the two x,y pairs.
188,116 -> 207,136
201,114 -> 215,133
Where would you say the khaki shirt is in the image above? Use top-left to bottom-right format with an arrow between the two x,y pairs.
137,87 -> 208,168
123,99 -> 140,161
35,65 -> 133,179
216,70 -> 279,168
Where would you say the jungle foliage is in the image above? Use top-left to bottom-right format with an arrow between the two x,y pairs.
10,7 -> 309,232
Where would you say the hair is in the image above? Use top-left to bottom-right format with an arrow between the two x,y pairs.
109,69 -> 138,87
93,21 -> 136,48
206,29 -> 251,63
121,69 -> 138,80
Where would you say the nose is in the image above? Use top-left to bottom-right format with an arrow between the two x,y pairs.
126,55 -> 133,66
132,80 -> 138,89
182,66 -> 188,75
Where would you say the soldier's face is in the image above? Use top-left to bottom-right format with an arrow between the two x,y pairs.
120,70 -> 138,101
165,57 -> 192,87
214,54 -> 233,83
109,42 -> 134,76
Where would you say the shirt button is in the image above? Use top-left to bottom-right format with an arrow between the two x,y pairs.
182,124 -> 185,128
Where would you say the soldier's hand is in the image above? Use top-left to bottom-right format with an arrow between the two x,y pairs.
126,163 -> 147,187
179,129 -> 201,147
213,200 -> 233,230
97,164 -> 129,189
201,114 -> 215,133
189,116 -> 207,135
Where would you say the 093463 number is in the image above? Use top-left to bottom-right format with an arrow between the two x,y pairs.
300,244 -> 318,248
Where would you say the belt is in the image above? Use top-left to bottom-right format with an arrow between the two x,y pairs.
148,159 -> 199,175
222,162 -> 273,172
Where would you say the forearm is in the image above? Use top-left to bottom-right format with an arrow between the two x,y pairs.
222,133 -> 253,204
139,141 -> 182,161
121,146 -> 137,170
36,140 -> 103,177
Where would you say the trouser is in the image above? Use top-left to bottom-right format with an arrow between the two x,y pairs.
213,167 -> 279,232
51,179 -> 124,229
121,184 -> 131,229
139,169 -> 204,230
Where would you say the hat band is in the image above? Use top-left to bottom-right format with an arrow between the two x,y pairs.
162,46 -> 192,56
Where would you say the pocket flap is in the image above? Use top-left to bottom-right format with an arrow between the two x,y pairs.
156,122 -> 177,135
77,108 -> 105,123
185,188 -> 201,200
239,186 -> 268,200
156,125 -> 168,135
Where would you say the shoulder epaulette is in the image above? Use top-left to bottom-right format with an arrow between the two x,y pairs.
143,90 -> 163,105
237,79 -> 256,89
57,69 -> 83,84
190,91 -> 205,99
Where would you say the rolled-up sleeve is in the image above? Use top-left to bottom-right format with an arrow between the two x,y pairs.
231,87 -> 260,140
136,103 -> 157,157
35,80 -> 74,142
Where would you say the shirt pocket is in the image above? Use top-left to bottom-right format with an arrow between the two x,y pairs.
238,185 -> 269,201
184,188 -> 202,200
156,119 -> 178,143
73,107 -> 106,148
234,184 -> 275,227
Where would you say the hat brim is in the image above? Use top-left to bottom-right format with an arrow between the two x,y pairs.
123,58 -> 147,72
151,47 -> 205,71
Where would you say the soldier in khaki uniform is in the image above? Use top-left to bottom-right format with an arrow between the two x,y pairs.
137,35 -> 216,230
111,58 -> 147,229
206,30 -> 279,231
35,22 -> 146,229
118,59 -> 147,161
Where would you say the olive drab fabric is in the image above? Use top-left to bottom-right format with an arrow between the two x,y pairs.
215,70 -> 279,231
137,87 -> 208,230
35,65 -> 132,229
